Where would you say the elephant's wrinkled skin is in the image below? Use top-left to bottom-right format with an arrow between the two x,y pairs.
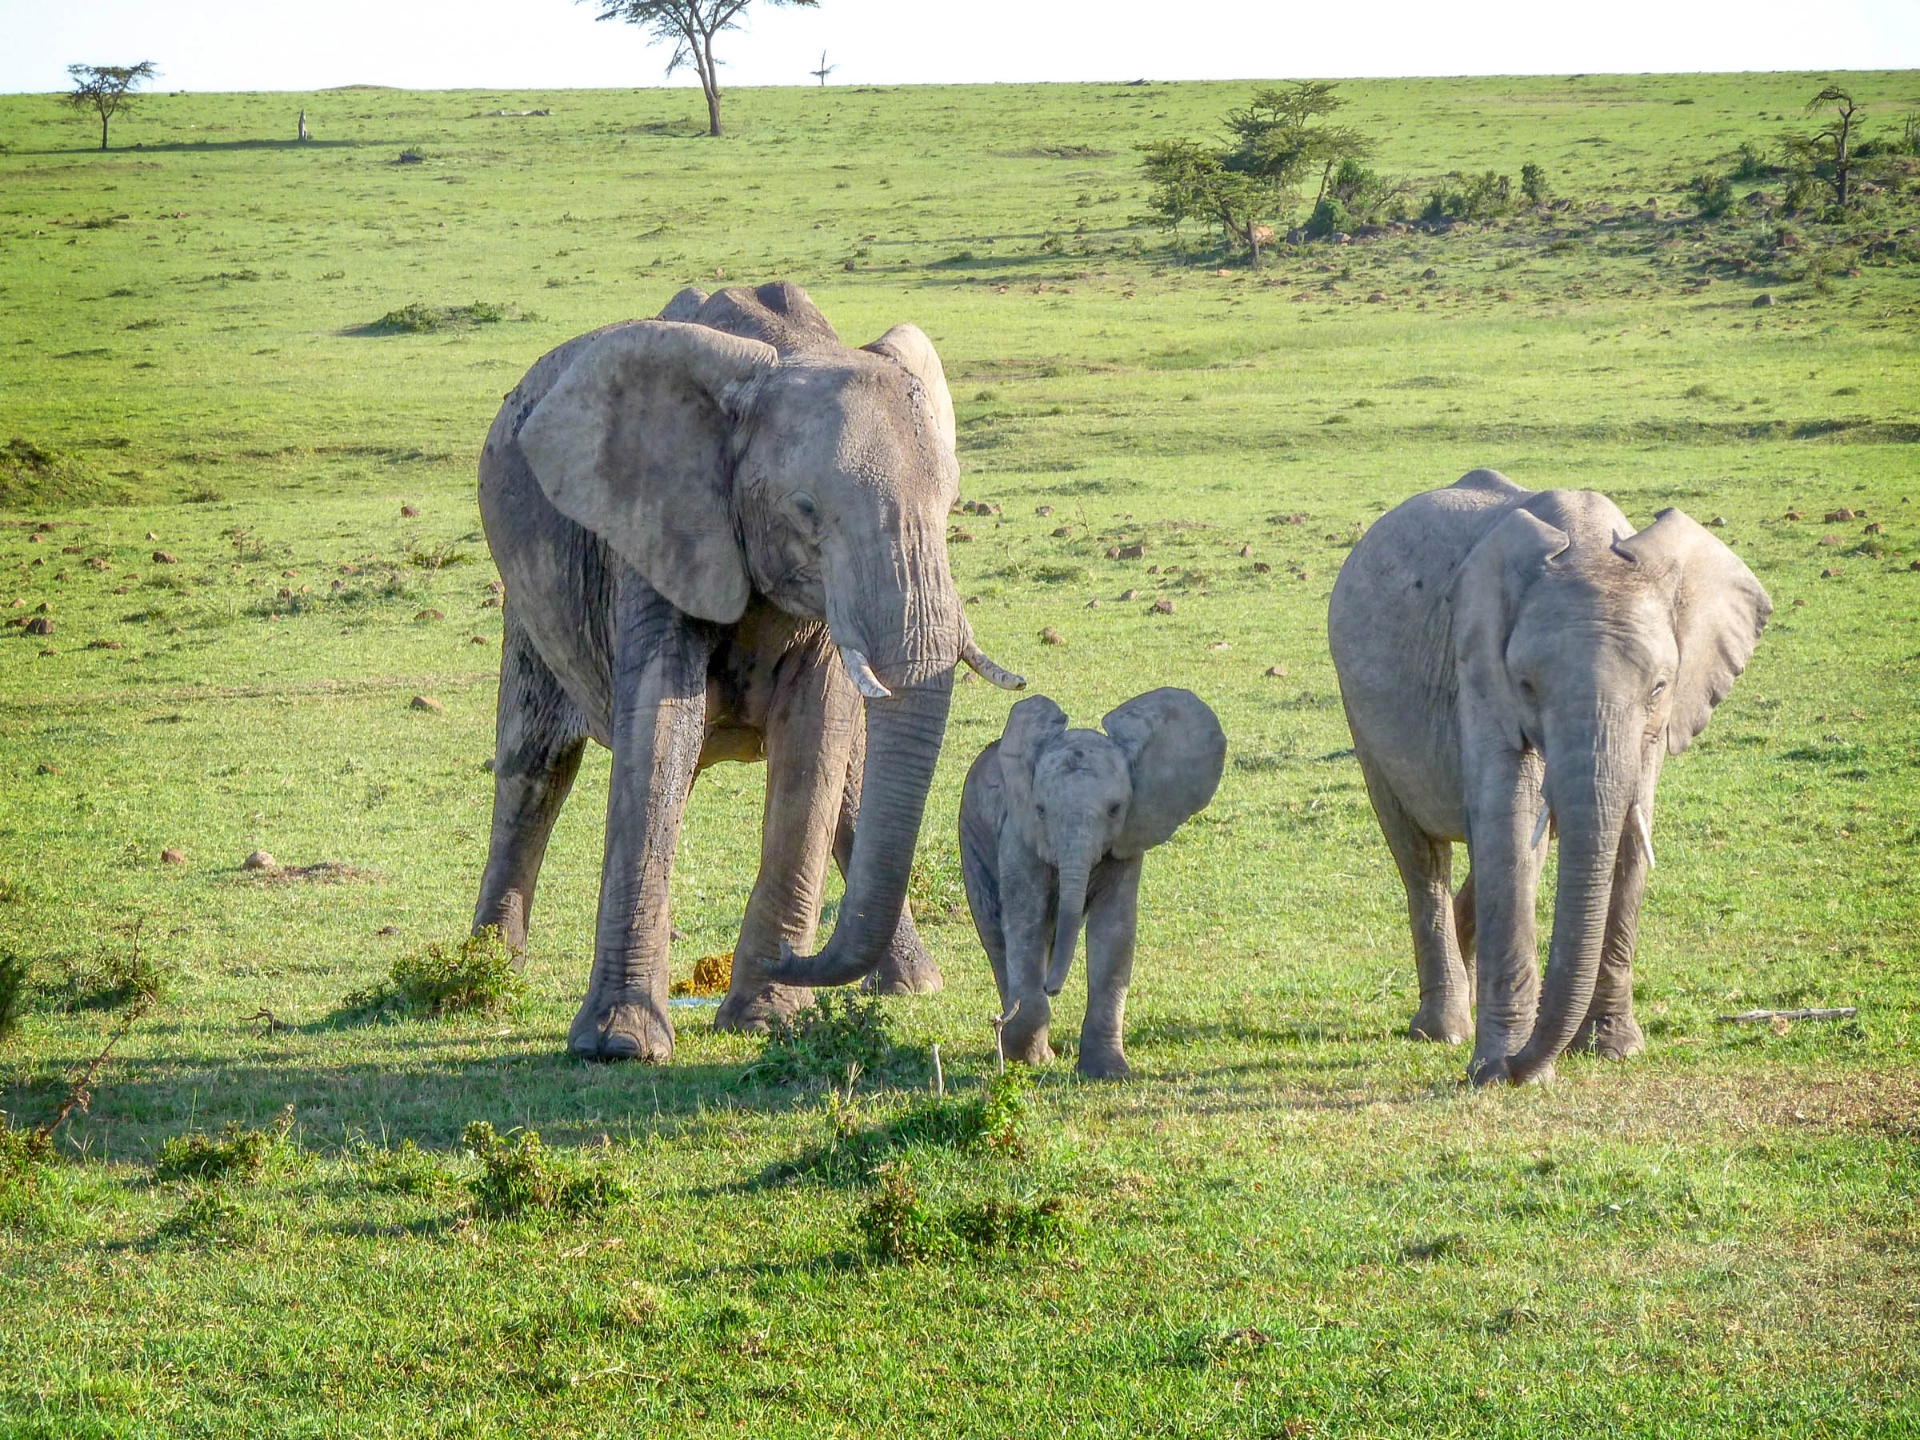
474,282 -> 1023,1061
1329,470 -> 1769,1085
959,689 -> 1225,1079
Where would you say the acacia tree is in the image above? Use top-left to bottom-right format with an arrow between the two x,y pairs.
65,62 -> 157,151
583,0 -> 818,137
1784,85 -> 1862,208
1141,82 -> 1371,267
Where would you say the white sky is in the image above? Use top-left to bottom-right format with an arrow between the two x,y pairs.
2,0 -> 1915,93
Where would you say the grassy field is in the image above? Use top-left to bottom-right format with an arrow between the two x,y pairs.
1,70 -> 1918,1436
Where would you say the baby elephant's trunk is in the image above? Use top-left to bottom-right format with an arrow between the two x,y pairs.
1046,861 -> 1092,996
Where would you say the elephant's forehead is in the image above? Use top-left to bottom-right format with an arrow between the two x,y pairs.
1039,734 -> 1127,781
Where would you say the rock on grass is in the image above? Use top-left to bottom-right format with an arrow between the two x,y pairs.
410,695 -> 444,713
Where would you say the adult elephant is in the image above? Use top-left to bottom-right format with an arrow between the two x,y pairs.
474,282 -> 1023,1061
1329,470 -> 1769,1085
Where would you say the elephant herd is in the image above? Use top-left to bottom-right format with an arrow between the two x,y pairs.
472,281 -> 1769,1085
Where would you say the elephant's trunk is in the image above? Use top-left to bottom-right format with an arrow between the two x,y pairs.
1507,712 -> 1639,1082
1045,856 -> 1094,996
767,673 -> 954,988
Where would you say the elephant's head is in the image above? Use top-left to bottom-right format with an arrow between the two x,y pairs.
1452,497 -> 1770,1079
999,689 -> 1226,996
513,292 -> 1022,990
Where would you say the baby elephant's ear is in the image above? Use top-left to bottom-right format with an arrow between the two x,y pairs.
997,694 -> 1068,857
1103,688 -> 1226,858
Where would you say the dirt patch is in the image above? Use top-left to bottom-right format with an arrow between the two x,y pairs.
235,861 -> 381,886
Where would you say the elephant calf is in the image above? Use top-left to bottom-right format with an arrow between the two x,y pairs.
1330,469 -> 1770,1085
959,689 -> 1226,1079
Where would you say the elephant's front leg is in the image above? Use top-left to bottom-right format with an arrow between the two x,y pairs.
995,831 -> 1056,1066
571,593 -> 715,1062
1464,747 -> 1548,1084
714,651 -> 858,1032
1077,856 -> 1142,1080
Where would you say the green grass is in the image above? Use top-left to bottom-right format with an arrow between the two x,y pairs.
0,72 -> 1917,1436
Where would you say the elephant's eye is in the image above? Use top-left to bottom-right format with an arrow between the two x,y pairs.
1518,679 -> 1537,700
1108,803 -> 1121,817
1035,804 -> 1046,818
792,492 -> 818,521
1650,679 -> 1667,699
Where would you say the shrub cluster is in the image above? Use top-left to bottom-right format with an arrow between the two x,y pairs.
855,1163 -> 1068,1263
463,1122 -> 626,1220
153,1106 -> 294,1184
747,991 -> 912,1087
340,928 -> 526,1019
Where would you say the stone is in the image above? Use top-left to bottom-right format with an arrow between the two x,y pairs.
1085,599 -> 1101,609
470,635 -> 490,645
1051,526 -> 1072,538
377,925 -> 399,936
1252,562 -> 1272,574
24,616 -> 52,635
243,850 -> 278,871
410,695 -> 444,713
1820,567 -> 1842,578
1422,268 -> 1438,281
401,504 -> 420,517
1910,560 -> 1920,572
1035,505 -> 1054,517
1825,508 -> 1854,522
1151,597 -> 1175,615
1105,546 -> 1120,559
152,550 -> 177,564
1793,597 -> 1808,605
1119,589 -> 1138,601
1238,543 -> 1253,557
161,848 -> 186,864
950,529 -> 974,543
414,608 -> 443,621
1117,543 -> 1144,560
1784,510 -> 1803,520
35,762 -> 58,775
1265,664 -> 1287,677
1865,522 -> 1885,534
1040,626 -> 1064,645
1818,534 -> 1842,546
145,531 -> 158,541
1710,516 -> 1728,527
480,758 -> 497,772
1368,291 -> 1388,303
1752,293 -> 1775,308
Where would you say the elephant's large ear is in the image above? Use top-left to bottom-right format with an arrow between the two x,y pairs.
997,694 -> 1068,858
1614,508 -> 1771,754
517,320 -> 777,624
1103,688 -> 1226,858
864,323 -> 956,460
1449,506 -> 1570,745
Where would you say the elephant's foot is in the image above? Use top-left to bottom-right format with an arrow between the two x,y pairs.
1467,1050 -> 1556,1087
713,980 -> 815,1034
862,926 -> 944,996
569,995 -> 673,1063
1408,998 -> 1472,1045
1572,1011 -> 1645,1061
1076,1043 -> 1131,1081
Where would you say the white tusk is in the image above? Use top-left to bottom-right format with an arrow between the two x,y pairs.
1632,804 -> 1656,871
839,645 -> 892,700
960,637 -> 1026,691
1530,800 -> 1551,852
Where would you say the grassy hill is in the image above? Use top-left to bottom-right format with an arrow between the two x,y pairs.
0,74 -> 1917,1436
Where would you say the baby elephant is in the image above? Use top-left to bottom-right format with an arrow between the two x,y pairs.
960,688 -> 1226,1079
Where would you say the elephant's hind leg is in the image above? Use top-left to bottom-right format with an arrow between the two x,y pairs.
474,614 -> 589,950
1357,756 -> 1473,1045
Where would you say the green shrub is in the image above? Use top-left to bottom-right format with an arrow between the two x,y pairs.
748,991 -> 911,1087
1424,171 -> 1512,223
369,301 -> 507,334
1731,140 -> 1775,182
341,928 -> 526,1018
153,1107 -> 293,1184
1520,162 -> 1551,205
796,1069 -> 1033,1182
0,953 -> 27,1041
158,1184 -> 257,1245
1304,196 -> 1351,237
346,1136 -> 451,1195
1,1112 -> 53,1223
855,1163 -> 1068,1263
1690,174 -> 1737,219
463,1122 -> 626,1220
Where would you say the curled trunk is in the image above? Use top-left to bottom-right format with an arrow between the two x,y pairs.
768,674 -> 953,987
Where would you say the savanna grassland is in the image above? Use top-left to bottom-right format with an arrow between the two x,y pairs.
1,70 -> 1918,1437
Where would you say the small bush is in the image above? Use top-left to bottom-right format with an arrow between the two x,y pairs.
57,934 -> 169,1012
1690,174 -> 1736,219
1,1112 -> 54,1223
0,953 -> 27,1041
855,1163 -> 1068,1263
791,1069 -> 1033,1183
153,1107 -> 293,1184
1731,140 -> 1775,182
1304,196 -> 1351,238
369,301 -> 507,334
1520,162 -> 1551,205
158,1184 -> 257,1245
748,992 -> 911,1088
341,927 -> 526,1018
463,1122 -> 625,1220
1424,171 -> 1512,223
345,1136 -> 451,1195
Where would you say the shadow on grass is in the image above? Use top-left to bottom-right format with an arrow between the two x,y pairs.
26,139 -> 379,156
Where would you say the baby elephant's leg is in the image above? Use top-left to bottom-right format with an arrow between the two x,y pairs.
1078,857 -> 1142,1080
